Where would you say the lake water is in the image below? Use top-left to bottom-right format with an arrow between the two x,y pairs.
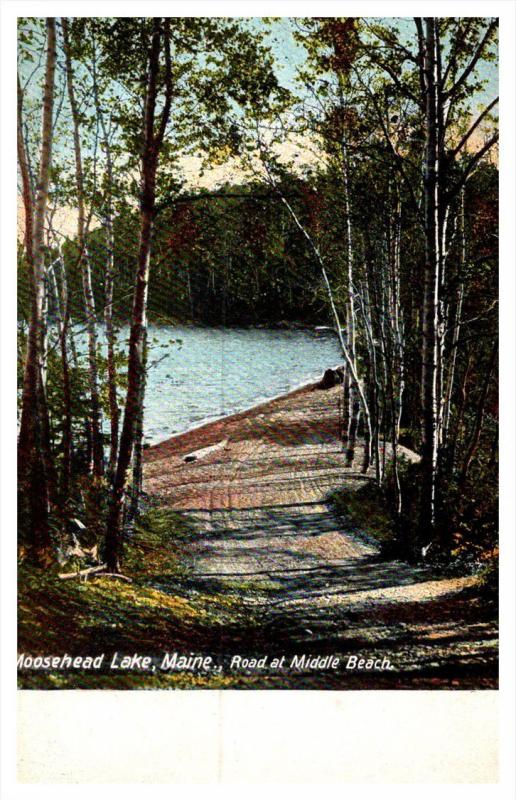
88,325 -> 342,445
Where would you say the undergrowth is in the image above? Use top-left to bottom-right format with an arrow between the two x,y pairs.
328,455 -> 499,591
18,507 -> 260,689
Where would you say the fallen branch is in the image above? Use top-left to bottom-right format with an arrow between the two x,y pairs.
58,564 -> 106,580
183,439 -> 228,463
90,572 -> 133,583
58,565 -> 133,583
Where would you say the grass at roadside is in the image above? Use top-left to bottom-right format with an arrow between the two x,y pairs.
328,472 -> 499,607
328,482 -> 396,549
18,508 -> 261,689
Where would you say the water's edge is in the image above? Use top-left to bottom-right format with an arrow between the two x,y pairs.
52,323 -> 343,446
146,372 -> 334,450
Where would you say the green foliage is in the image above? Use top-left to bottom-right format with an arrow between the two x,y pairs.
329,458 -> 425,562
476,558 -> 498,604
330,441 -> 498,575
435,450 -> 498,569
125,508 -> 194,582
148,178 -> 327,325
330,481 -> 394,544
17,504 -> 261,688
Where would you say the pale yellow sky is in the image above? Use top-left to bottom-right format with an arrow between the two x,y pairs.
17,123 -> 495,244
17,133 -> 323,242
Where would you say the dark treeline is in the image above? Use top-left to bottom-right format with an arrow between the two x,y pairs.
19,182 -> 328,328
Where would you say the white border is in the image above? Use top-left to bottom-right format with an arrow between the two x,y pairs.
1,0 -> 514,793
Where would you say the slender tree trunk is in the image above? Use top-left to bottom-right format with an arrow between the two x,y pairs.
62,17 -> 104,479
60,300 -> 73,519
346,392 -> 361,466
375,243 -> 391,485
342,368 -> 350,445
49,257 -> 73,522
38,261 -> 57,499
17,76 -> 34,278
345,303 -> 360,466
341,135 -> 362,467
361,272 -> 382,481
186,263 -> 194,319
105,18 -> 172,571
420,18 -> 440,537
442,191 -> 466,446
130,329 -> 148,520
104,210 -> 119,482
91,35 -> 119,483
320,262 -> 371,473
18,19 -> 57,564
390,193 -> 405,516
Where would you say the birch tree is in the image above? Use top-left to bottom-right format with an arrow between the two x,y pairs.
104,18 -> 173,570
18,18 -> 57,564
101,16 -> 286,569
62,17 -> 104,479
359,16 -> 498,543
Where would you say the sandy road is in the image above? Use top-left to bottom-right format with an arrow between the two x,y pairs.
144,384 -> 498,688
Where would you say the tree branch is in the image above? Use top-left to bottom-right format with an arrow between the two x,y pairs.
444,21 -> 497,101
414,17 -> 427,97
368,55 -> 421,108
155,18 -> 173,149
441,19 -> 474,88
354,69 -> 424,227
449,96 -> 498,160
447,133 -> 498,202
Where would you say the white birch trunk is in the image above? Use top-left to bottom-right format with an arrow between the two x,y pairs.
62,17 -> 104,478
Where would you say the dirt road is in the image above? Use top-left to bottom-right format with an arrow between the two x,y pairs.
144,384 -> 498,688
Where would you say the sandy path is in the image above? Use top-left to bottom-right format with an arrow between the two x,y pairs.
144,384 -> 498,688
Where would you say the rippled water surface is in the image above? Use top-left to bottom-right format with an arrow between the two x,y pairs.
89,325 -> 342,445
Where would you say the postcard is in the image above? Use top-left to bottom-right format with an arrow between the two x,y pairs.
2,0 -> 514,789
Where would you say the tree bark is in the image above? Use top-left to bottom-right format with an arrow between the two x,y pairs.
129,329 -> 148,520
62,17 -> 104,479
17,76 -> 34,277
91,33 -> 119,483
104,206 -> 119,482
104,18 -> 172,571
48,253 -> 73,522
442,192 -> 466,446
420,18 -> 440,536
18,19 -> 57,564
340,133 -> 362,467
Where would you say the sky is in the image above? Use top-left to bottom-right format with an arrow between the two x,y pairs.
17,16 -> 499,216
260,17 -> 498,107
19,16 -> 499,112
